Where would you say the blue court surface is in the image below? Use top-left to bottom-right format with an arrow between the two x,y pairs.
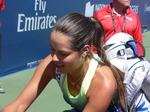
0,31 -> 150,112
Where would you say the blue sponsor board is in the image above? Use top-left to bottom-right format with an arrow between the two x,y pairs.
0,0 -> 150,77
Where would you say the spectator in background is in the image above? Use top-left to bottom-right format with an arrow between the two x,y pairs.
0,0 -> 5,93
0,0 -> 4,10
94,0 -> 143,56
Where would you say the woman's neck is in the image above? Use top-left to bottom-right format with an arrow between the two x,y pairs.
68,57 -> 90,80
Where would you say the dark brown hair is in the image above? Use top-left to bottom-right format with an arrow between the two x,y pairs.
51,13 -> 126,109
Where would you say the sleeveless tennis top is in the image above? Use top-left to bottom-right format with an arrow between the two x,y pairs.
55,58 -> 98,111
55,58 -> 122,111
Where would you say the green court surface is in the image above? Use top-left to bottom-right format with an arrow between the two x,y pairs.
0,31 -> 150,112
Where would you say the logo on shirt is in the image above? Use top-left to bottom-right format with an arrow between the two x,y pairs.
104,15 -> 111,18
126,17 -> 133,21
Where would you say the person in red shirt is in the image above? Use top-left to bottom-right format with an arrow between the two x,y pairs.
0,0 -> 5,10
94,0 -> 143,56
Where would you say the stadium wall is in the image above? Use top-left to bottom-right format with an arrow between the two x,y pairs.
0,0 -> 150,77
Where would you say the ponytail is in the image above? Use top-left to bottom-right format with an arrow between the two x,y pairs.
90,16 -> 126,109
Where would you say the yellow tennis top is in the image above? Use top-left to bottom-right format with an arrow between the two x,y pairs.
62,58 -> 98,111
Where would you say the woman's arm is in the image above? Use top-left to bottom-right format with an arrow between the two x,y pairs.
84,65 -> 117,112
1,55 -> 56,112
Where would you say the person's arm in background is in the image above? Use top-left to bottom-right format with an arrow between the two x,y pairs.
133,14 -> 144,56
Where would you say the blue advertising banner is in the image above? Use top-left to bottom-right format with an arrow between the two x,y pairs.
0,0 -> 150,77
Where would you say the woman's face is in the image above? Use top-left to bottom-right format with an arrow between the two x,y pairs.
50,31 -> 83,74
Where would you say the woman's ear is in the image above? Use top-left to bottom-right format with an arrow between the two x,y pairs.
82,45 -> 91,57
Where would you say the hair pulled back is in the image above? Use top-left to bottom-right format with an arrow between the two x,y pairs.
51,13 -> 126,109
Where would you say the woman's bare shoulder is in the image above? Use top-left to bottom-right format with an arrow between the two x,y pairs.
87,64 -> 117,96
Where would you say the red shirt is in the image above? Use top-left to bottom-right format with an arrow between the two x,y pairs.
94,3 -> 143,56
0,0 -> 5,10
